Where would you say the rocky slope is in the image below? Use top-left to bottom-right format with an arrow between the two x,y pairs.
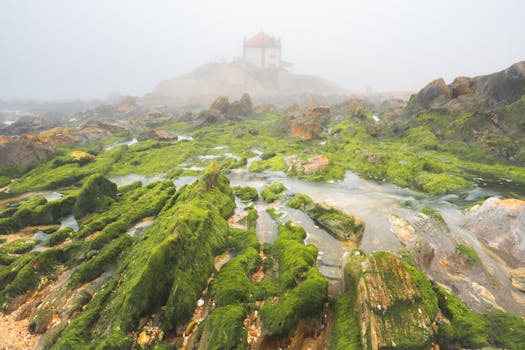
407,61 -> 525,112
0,120 -> 141,172
401,61 -> 525,163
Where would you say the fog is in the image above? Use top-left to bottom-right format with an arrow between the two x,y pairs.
1,0 -> 524,101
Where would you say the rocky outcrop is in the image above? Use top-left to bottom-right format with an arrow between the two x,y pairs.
138,129 -> 178,142
289,105 -> 329,140
388,214 -> 435,269
0,120 -> 141,168
194,94 -> 254,126
465,197 -> 525,267
344,251 -> 436,349
210,96 -> 230,115
0,135 -> 56,167
407,61 -> 525,112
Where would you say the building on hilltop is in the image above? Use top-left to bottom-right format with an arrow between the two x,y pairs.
243,32 -> 281,69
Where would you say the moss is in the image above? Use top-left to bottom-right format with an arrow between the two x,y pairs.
266,208 -> 284,222
486,311 -> 525,350
70,235 -> 132,287
73,174 -> 117,217
249,156 -> 287,173
330,294 -> 361,350
1,239 -> 35,254
455,244 -> 482,268
419,206 -> 447,227
0,175 -> 11,187
29,308 -> 54,333
233,185 -> 258,202
405,126 -> 441,150
46,227 -> 73,247
260,268 -> 328,337
210,247 -> 260,306
342,251 -> 438,350
195,304 -> 248,350
0,195 -> 75,234
260,182 -> 286,203
287,193 -> 313,210
0,249 -> 64,309
415,172 -> 473,195
434,285 -> 489,348
305,203 -> 364,243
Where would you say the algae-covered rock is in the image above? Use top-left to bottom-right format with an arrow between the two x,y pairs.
342,251 -> 438,350
73,174 -> 117,217
233,185 -> 258,202
287,193 -> 313,210
29,309 -> 54,334
306,202 -> 364,244
260,182 -> 286,203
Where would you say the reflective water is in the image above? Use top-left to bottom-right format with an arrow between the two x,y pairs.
60,214 -> 79,232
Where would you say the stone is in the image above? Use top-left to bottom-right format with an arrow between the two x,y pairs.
465,197 -> 525,266
210,96 -> 230,115
511,269 -> 525,293
137,129 -> 178,142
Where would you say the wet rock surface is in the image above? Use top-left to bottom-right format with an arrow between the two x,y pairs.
466,197 -> 525,266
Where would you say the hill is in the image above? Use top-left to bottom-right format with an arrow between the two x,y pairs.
143,61 -> 346,108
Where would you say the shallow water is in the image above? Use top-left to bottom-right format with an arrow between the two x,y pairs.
109,173 -> 166,187
104,137 -> 138,150
60,214 -> 79,232
127,218 -> 154,237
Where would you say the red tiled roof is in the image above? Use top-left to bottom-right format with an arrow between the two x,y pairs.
244,32 -> 280,47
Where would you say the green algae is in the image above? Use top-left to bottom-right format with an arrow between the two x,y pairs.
232,185 -> 258,202
260,181 -> 286,203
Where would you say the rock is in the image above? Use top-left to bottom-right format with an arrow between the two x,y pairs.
465,197 -> 525,266
239,93 -> 253,114
210,96 -> 230,115
305,202 -> 364,244
227,101 -> 244,118
289,105 -> 329,140
304,105 -> 330,118
511,269 -> 525,293
197,108 -> 222,125
388,214 -> 416,245
345,252 -> 436,349
138,129 -> 178,142
70,150 -> 95,164
0,135 -> 56,167
29,309 -> 54,334
388,214 -> 435,268
287,155 -> 330,174
407,61 -> 525,112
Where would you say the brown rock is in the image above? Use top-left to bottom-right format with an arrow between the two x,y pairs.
210,96 -> 230,115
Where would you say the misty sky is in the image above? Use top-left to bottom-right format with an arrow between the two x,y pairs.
1,0 -> 524,101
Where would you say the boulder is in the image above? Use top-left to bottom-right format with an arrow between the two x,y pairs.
415,78 -> 451,108
305,202 -> 364,244
197,108 -> 222,125
210,96 -> 230,115
465,197 -> 525,267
